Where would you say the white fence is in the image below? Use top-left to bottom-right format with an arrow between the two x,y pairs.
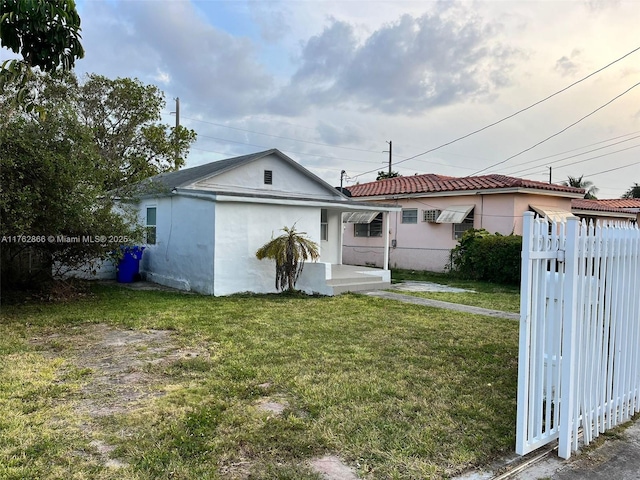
516,212 -> 640,459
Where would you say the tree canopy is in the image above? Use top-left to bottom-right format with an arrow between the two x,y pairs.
562,175 -> 598,199
376,171 -> 400,180
0,71 -> 197,290
0,0 -> 84,109
622,183 -> 640,199
77,74 -> 196,190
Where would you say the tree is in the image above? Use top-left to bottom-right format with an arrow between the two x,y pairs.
0,0 -> 84,109
0,71 -> 196,291
0,88 -> 140,290
562,175 -> 598,199
1,72 -> 197,190
622,183 -> 640,199
77,74 -> 197,190
255,225 -> 319,292
376,171 -> 400,180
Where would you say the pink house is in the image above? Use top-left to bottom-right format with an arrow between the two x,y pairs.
342,174 -> 585,272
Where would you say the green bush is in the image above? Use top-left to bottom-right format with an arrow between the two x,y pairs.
449,229 -> 522,285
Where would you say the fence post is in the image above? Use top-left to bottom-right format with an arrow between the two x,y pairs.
516,212 -> 534,454
558,217 -> 580,459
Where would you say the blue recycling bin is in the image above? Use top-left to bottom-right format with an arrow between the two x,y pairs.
116,246 -> 145,283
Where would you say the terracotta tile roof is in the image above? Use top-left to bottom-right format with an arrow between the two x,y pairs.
571,199 -> 640,214
594,199 -> 640,210
346,173 -> 585,197
571,198 -> 628,213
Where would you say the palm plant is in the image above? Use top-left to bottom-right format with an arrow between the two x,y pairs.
256,225 -> 319,292
562,175 -> 599,199
622,183 -> 640,199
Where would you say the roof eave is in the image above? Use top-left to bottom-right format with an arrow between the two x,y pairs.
351,187 -> 585,201
572,209 -> 636,219
171,188 -> 400,211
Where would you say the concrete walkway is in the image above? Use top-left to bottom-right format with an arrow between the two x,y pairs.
454,419 -> 640,480
366,290 -> 520,321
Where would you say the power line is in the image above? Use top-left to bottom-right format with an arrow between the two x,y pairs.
192,139 -> 381,165
177,114 -> 383,154
586,160 -> 640,177
470,81 -> 640,175
504,136 -> 640,176
350,45 -> 640,179
498,131 -> 640,174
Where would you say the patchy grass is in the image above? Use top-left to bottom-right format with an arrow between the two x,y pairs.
392,269 -> 521,313
0,284 -> 519,479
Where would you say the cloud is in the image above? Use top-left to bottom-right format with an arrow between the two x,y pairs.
315,120 -> 366,146
554,49 -> 582,77
585,0 -> 621,11
250,4 -> 291,43
270,4 -> 521,115
77,1 -> 274,118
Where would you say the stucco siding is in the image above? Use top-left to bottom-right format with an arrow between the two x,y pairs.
140,196 -> 215,294
213,202 -> 322,296
320,209 -> 342,264
512,194 -> 574,234
343,192 -> 577,272
343,197 -> 481,271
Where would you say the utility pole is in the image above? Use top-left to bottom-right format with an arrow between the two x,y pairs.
340,170 -> 346,191
386,140 -> 392,175
174,97 -> 180,129
171,98 -> 180,166
548,166 -> 552,184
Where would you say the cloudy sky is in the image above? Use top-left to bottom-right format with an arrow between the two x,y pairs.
21,1 -> 640,196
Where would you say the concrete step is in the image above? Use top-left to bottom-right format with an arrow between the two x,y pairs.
332,281 -> 390,295
327,275 -> 383,286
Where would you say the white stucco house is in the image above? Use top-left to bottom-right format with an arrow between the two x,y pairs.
127,149 -> 399,296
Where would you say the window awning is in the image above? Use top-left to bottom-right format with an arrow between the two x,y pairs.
530,205 -> 576,223
343,211 -> 381,224
436,205 -> 474,224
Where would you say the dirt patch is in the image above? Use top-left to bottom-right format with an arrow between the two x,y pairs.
32,324 -> 207,417
310,455 -> 359,480
30,324 -> 210,467
255,397 -> 289,415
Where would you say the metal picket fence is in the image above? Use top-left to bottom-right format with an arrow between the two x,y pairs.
516,212 -> 640,459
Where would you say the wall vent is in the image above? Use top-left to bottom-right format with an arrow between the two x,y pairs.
264,170 -> 273,185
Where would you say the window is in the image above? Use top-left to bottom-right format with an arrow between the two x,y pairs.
264,169 -> 273,185
401,208 -> 418,224
354,213 -> 383,237
453,211 -> 474,239
320,209 -> 328,241
146,207 -> 156,245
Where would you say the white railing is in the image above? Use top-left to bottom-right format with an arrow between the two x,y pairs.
516,212 -> 640,459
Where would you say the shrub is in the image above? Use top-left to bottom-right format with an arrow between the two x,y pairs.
449,229 -> 522,285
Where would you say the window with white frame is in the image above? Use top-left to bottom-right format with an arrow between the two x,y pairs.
320,209 -> 328,241
453,211 -> 474,239
354,213 -> 383,237
146,207 -> 157,245
401,208 -> 418,224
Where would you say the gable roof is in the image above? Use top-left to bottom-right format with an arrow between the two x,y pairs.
147,150 -> 272,190
346,173 -> 585,197
144,149 -> 342,199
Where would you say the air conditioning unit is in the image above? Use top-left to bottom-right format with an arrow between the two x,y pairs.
422,209 -> 441,223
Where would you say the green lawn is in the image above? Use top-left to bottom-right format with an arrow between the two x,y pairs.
391,270 -> 521,313
0,284 -> 519,479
